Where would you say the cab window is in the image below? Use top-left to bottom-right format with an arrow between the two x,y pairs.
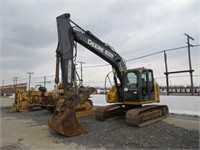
124,72 -> 138,91
127,72 -> 137,84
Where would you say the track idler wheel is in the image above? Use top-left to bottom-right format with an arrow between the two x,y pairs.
48,108 -> 86,137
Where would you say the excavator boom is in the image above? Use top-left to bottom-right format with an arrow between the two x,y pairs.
49,13 -> 127,136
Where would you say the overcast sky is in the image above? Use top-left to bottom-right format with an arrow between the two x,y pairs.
0,0 -> 199,89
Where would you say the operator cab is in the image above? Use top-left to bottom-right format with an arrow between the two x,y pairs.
123,68 -> 155,102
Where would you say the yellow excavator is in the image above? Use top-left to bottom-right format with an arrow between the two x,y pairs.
12,83 -> 95,118
12,85 -> 55,112
48,13 -> 169,137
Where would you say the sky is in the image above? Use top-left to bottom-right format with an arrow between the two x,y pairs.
0,0 -> 199,90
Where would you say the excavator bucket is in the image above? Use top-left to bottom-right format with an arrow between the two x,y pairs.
48,108 -> 86,136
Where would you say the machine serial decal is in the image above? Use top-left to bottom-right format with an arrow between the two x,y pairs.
105,50 -> 114,58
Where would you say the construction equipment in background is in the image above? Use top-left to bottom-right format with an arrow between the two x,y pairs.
52,83 -> 95,118
11,85 -> 55,112
11,84 -> 95,117
48,13 -> 169,137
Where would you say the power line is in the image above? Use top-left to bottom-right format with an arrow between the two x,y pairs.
18,77 -> 29,81
2,45 -> 200,84
81,63 -> 110,68
81,44 -> 200,68
155,74 -> 200,79
3,80 -> 13,85
164,46 -> 187,52
32,74 -> 55,79
126,51 -> 163,62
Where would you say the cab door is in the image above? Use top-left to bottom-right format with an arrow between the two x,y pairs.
140,70 -> 155,101
122,69 -> 155,102
123,71 -> 139,102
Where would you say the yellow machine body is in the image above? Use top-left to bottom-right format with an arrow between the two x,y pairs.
12,84 -> 94,116
53,84 -> 95,118
106,81 -> 160,105
12,89 -> 55,112
106,67 -> 160,105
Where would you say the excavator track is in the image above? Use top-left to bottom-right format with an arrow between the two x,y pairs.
95,104 -> 168,127
126,105 -> 169,127
95,104 -> 126,120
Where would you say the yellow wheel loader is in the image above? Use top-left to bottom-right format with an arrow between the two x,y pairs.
48,13 -> 168,137
12,84 -> 94,116
11,85 -> 55,112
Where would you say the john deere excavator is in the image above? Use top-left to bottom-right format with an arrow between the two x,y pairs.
48,13 -> 169,137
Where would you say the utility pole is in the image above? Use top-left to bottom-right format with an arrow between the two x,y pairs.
27,72 -> 34,91
13,77 -> 18,93
1,80 -> 4,96
77,61 -> 86,86
44,76 -> 46,87
40,76 -> 51,87
164,51 -> 169,95
184,33 -> 194,96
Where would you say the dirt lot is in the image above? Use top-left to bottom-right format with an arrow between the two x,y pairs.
0,97 -> 199,149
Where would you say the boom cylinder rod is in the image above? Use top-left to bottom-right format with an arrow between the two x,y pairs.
55,55 -> 60,84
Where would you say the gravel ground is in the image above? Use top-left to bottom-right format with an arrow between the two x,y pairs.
1,100 -> 199,149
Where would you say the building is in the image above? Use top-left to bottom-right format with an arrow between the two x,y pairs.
160,86 -> 200,95
0,83 -> 27,96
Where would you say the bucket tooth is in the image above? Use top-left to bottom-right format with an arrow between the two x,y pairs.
48,108 -> 86,137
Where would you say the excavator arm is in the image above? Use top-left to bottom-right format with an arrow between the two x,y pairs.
49,13 -> 127,136
55,13 -> 126,101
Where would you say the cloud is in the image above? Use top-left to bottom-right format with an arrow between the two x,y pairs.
0,0 -> 199,88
